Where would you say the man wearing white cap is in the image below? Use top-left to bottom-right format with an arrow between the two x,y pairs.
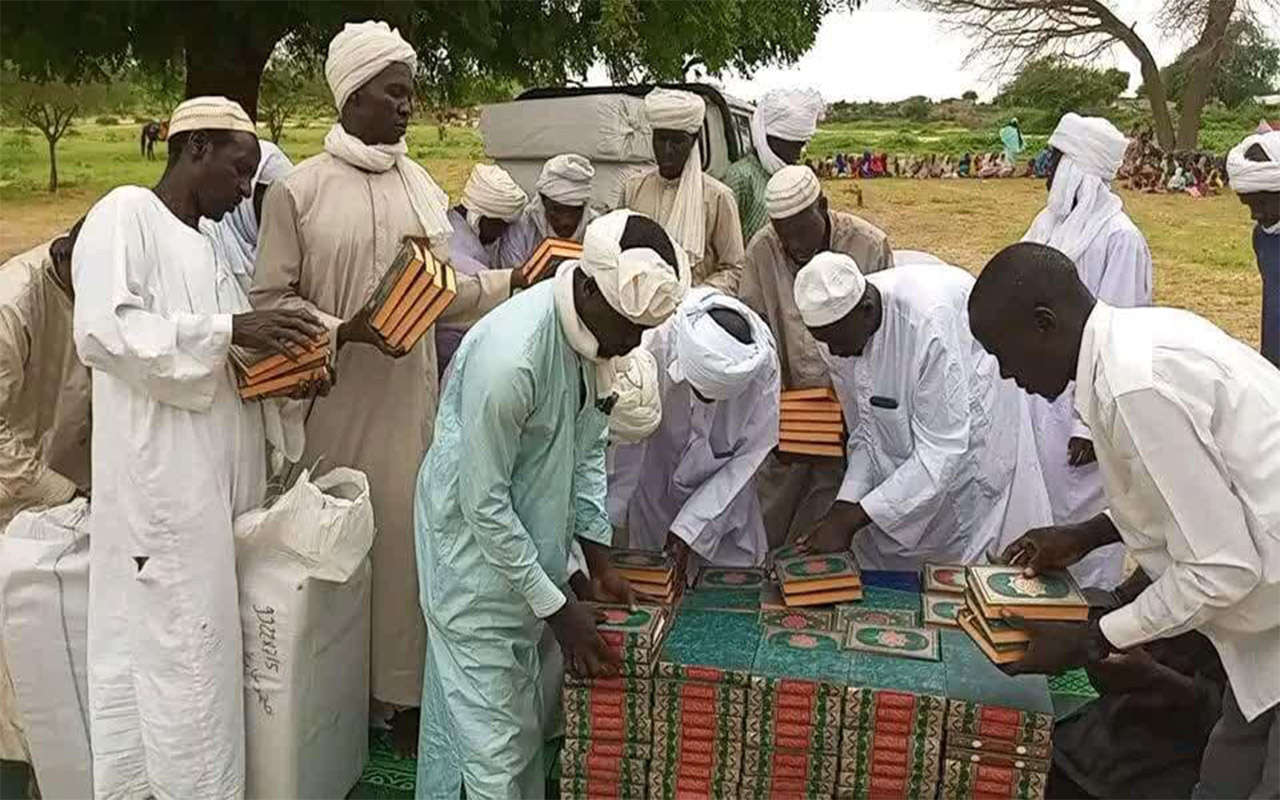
621,88 -> 745,293
500,153 -> 600,269
607,287 -> 780,571
724,87 -> 825,243
74,96 -> 326,798
739,164 -> 892,548
414,210 -> 686,798
1227,130 -> 1280,366
1021,113 -> 1153,590
792,252 -> 1051,570
252,21 -> 525,752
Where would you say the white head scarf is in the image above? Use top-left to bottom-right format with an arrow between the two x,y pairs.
1022,113 -> 1128,261
168,96 -> 256,136
201,141 -> 293,287
580,209 -> 690,327
606,348 -> 663,443
1228,131 -> 1280,194
322,21 -> 453,264
462,163 -> 527,222
670,287 -> 776,400
793,251 -> 867,328
537,154 -> 594,205
644,89 -> 708,264
751,88 -> 824,175
766,165 -> 822,220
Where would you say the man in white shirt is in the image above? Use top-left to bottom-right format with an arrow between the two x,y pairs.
608,287 -> 780,571
1022,113 -> 1154,590
970,241 -> 1280,799
793,252 -> 1051,569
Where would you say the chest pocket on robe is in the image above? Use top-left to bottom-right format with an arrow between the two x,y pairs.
870,404 -> 913,461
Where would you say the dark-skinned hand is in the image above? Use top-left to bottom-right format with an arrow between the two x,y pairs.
231,308 -> 326,359
798,501 -> 869,554
284,368 -> 335,400
1085,647 -> 1167,695
509,266 -> 531,293
1000,613 -> 1108,676
338,306 -> 406,358
665,533 -> 691,583
548,598 -> 620,678
999,524 -> 1095,577
1067,437 -> 1097,467
590,562 -> 639,609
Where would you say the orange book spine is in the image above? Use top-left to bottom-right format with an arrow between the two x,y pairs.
371,256 -> 426,330
378,264 -> 437,337
394,265 -> 458,350
239,366 -> 328,400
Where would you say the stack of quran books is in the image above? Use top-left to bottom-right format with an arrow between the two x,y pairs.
958,566 -> 1087,666
521,237 -> 582,284
609,549 -> 678,605
775,553 -> 863,607
363,236 -> 458,352
778,388 -> 846,458
231,335 -> 331,401
559,604 -> 667,799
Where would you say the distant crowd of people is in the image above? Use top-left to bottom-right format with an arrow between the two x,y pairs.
1118,125 -> 1228,197
809,150 -> 1027,180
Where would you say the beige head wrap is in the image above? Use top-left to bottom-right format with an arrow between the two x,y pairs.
462,164 -> 528,222
325,20 -> 417,112
644,89 -> 707,264
606,348 -> 663,443
168,96 -> 256,137
536,154 -> 595,205
766,165 -> 822,219
794,251 -> 867,328
581,209 -> 690,327
752,88 -> 824,175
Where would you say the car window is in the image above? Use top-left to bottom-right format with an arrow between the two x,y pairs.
733,112 -> 753,158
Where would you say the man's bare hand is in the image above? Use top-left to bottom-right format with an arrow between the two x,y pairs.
799,501 -> 868,554
338,306 -> 406,358
284,369 -> 334,400
232,309 -> 326,359
1000,614 -> 1107,676
548,599 -> 620,678
999,524 -> 1096,577
1067,437 -> 1097,467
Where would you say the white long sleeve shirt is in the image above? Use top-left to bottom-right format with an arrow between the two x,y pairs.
1079,303 -> 1280,722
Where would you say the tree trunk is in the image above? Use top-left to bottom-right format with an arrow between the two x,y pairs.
180,6 -> 289,121
1175,0 -> 1236,150
1087,1 -> 1177,150
46,135 -> 58,193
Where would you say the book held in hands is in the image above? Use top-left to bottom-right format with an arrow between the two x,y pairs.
365,236 -> 459,352
231,334 -> 332,401
521,237 -> 583,284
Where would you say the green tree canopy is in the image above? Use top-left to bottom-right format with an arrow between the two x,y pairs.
996,57 -> 1129,120
1154,18 -> 1279,109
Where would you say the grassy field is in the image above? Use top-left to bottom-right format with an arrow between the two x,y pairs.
0,122 -> 1263,346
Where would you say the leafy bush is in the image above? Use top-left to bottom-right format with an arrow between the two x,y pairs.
95,115 -> 120,126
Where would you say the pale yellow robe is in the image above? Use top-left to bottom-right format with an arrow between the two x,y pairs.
620,170 -> 745,294
252,153 -> 512,706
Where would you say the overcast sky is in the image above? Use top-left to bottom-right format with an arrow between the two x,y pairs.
632,0 -> 1278,104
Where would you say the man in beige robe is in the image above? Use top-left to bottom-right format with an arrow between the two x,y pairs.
620,88 -> 744,294
738,165 -> 893,547
0,224 -> 90,767
252,21 -> 520,752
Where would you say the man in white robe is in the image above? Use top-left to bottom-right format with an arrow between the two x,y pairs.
500,153 -> 599,269
608,287 -> 780,570
794,252 -> 1052,570
1022,113 -> 1153,589
75,97 -> 325,800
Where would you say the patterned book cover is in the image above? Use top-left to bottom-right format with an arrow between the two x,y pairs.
562,687 -> 651,743
696,567 -> 768,591
942,758 -> 1048,800
923,592 -> 963,627
776,552 -> 862,594
652,718 -> 745,765
837,605 -> 919,631
842,688 -> 945,741
943,732 -> 1052,761
967,565 -> 1086,611
654,678 -> 747,708
965,588 -> 1030,643
745,676 -> 843,753
557,751 -> 648,785
940,630 -> 1053,747
846,623 -> 941,661
656,609 -> 761,686
654,685 -> 747,723
740,745 -> 839,783
946,747 -> 1050,773
648,752 -> 740,798
752,627 -> 854,687
558,771 -> 645,800
759,607 -> 837,631
847,647 -> 948,698
652,707 -> 744,747
924,563 -> 968,594
560,735 -> 652,761
593,603 -> 669,673
839,724 -> 942,794
739,774 -> 839,800
838,757 -> 940,800
860,585 -> 926,612
562,672 -> 653,695
680,587 -> 763,612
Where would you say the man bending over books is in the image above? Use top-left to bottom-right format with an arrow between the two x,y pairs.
413,210 -> 687,798
792,251 -> 1052,570
969,242 -> 1279,799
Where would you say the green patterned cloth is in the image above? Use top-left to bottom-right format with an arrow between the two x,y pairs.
723,154 -> 772,244
1049,668 -> 1099,698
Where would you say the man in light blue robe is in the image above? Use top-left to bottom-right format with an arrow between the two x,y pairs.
414,210 -> 688,799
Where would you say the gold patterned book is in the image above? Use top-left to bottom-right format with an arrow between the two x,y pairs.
967,566 -> 1088,621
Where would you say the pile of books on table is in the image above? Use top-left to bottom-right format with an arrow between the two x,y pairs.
778,388 -> 846,458
521,237 -> 583,284
957,566 -> 1087,665
364,237 -> 458,352
609,549 -> 679,605
231,335 -> 331,401
775,552 -> 863,607
559,604 -> 667,799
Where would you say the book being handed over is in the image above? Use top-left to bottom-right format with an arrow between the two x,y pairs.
231,332 -> 333,401
363,236 -> 459,352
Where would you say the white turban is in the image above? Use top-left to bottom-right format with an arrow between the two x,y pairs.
793,252 -> 867,328
606,348 -> 663,444
462,163 -> 528,222
669,287 -> 776,401
1227,131 -> 1280,194
1023,113 -> 1127,261
766,165 -> 822,219
325,21 -> 417,112
168,96 -> 256,137
644,89 -> 707,263
752,88 -> 825,175
582,209 -> 689,327
536,154 -> 594,206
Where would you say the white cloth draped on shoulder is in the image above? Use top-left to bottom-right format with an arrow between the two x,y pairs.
643,89 -> 708,264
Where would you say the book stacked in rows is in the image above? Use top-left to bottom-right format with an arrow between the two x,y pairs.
363,236 -> 458,353
680,567 -> 768,613
941,629 -> 1055,799
231,335 -> 331,401
922,564 -> 968,629
775,552 -> 863,607
649,608 -> 762,799
559,604 -> 667,799
743,627 -> 849,799
778,388 -> 846,458
609,549 -> 679,605
958,566 -> 1087,666
521,237 -> 583,284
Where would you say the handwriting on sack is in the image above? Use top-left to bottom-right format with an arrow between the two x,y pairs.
243,604 -> 282,715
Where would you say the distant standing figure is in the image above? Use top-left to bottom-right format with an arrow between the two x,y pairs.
1000,117 -> 1024,166
1227,131 -> 1280,366
139,120 -> 162,160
